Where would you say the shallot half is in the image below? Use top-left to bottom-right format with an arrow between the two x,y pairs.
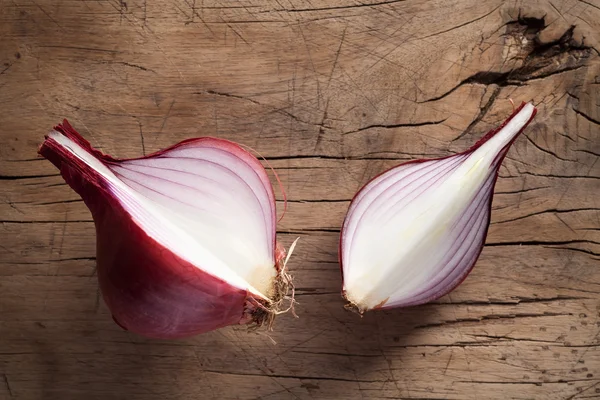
340,102 -> 537,313
39,121 -> 295,339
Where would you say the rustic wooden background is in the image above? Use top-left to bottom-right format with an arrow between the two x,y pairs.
1,0 -> 599,399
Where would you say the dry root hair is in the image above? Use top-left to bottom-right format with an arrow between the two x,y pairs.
246,238 -> 300,333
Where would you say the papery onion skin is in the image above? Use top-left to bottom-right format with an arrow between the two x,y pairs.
39,121 -> 284,339
340,102 -> 538,313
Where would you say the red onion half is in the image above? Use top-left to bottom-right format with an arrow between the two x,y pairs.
39,121 -> 294,339
340,102 -> 537,313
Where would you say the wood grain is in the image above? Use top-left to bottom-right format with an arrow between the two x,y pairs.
1,0 -> 599,399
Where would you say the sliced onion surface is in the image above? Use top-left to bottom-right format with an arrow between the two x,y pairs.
340,102 -> 537,312
39,122 -> 288,338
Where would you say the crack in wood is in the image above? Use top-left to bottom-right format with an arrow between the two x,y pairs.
564,381 -> 600,400
418,4 -> 502,41
38,45 -> 119,53
203,369 -> 388,384
291,350 -> 380,358
343,118 -> 448,135
419,21 -> 593,105
522,133 -> 577,162
545,246 -> 600,258
436,295 -> 587,306
492,207 -> 600,225
266,0 -> 407,13
486,239 -> 599,248
499,171 -> 599,180
198,90 -> 325,128
495,186 -> 552,195
575,149 -> 600,157
3,374 -> 12,397
573,108 -> 600,126
457,378 -> 597,385
99,60 -> 156,73
0,174 -> 60,180
453,86 -> 500,142
36,199 -> 83,206
471,334 -> 562,344
415,312 -> 573,329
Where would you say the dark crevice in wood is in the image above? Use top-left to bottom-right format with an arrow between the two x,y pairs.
525,171 -> 599,179
415,312 -> 572,329
522,134 -> 576,162
291,350 -> 379,357
203,369 -> 387,383
42,183 -> 67,188
0,220 -> 93,224
7,202 -> 24,215
295,291 -> 339,297
51,256 -> 96,262
0,63 -> 12,76
573,108 -> 600,126
398,341 -> 509,348
0,272 -> 96,277
98,60 -> 156,73
38,45 -> 119,53
202,89 -> 261,105
2,374 -> 12,397
452,86 -> 500,142
277,228 -> 341,234
283,199 -> 348,203
264,155 -> 345,160
138,120 -> 146,156
470,334 -> 561,345
456,379 -> 597,385
565,382 -> 600,400
554,129 -> 577,143
0,261 -> 49,266
3,158 -> 45,162
579,0 -> 600,13
435,295 -> 586,306
421,62 -> 587,105
265,0 -> 407,13
198,90 -> 326,128
36,199 -> 83,206
271,165 -> 332,170
495,185 -> 551,194
264,154 -> 432,161
499,171 -> 599,180
360,151 -> 443,159
342,118 -> 448,135
418,4 -> 501,41
575,149 -> 600,157
419,22 -> 593,104
544,246 -> 600,258
0,174 -> 61,180
372,398 -> 447,400
486,239 -> 599,248
492,207 -> 600,225
303,261 -> 339,264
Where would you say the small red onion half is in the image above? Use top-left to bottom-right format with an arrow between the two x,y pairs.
340,102 -> 537,313
39,121 -> 293,339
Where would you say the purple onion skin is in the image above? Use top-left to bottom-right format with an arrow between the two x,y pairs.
40,121 -> 282,339
339,102 -> 538,311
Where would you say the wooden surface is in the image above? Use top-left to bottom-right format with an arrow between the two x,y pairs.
1,0 -> 599,399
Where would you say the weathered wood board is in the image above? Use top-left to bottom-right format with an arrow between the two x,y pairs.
1,0 -> 599,399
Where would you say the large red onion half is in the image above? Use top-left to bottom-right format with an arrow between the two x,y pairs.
340,102 -> 537,313
39,121 -> 292,339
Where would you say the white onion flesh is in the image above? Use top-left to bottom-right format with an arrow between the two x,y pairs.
341,102 -> 537,312
49,132 -> 276,299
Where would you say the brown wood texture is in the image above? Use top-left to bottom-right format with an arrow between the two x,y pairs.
1,0 -> 599,399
